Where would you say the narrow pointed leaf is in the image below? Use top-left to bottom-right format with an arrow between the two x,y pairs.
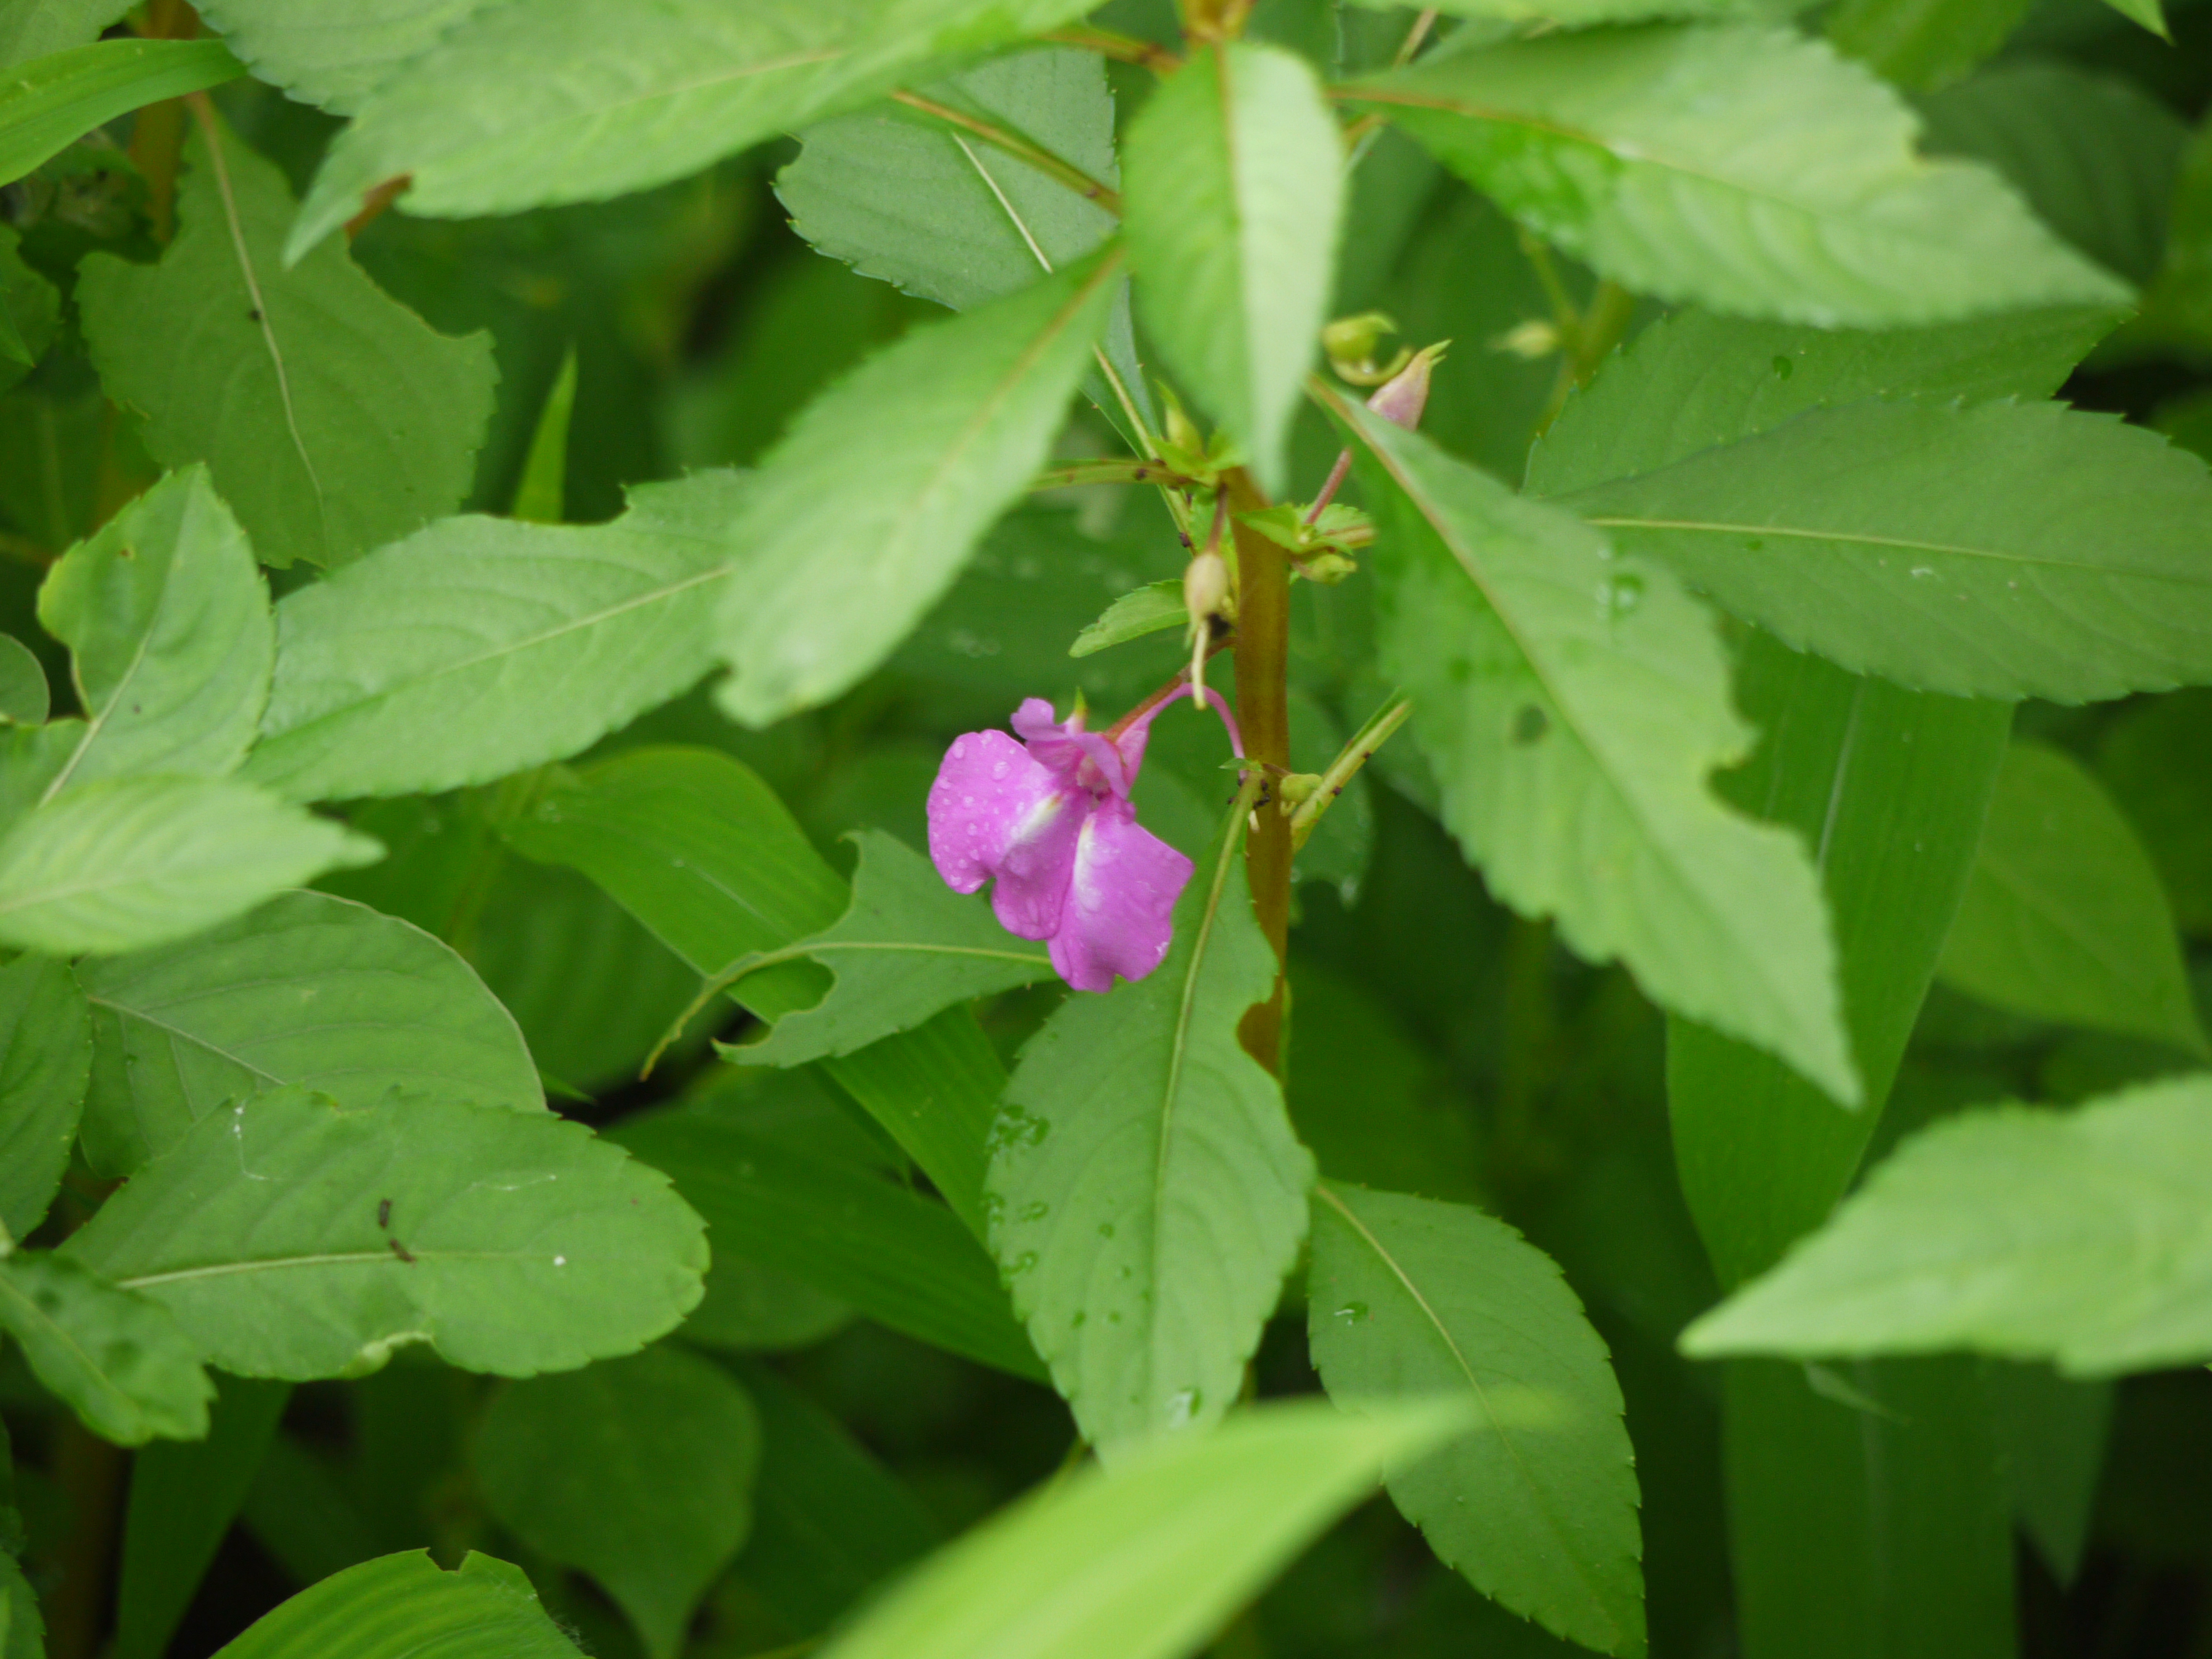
0,954 -> 88,1238
716,251 -> 1118,726
75,889 -> 541,1178
1349,25 -> 2127,327
1124,43 -> 1342,493
1335,390 -> 1855,1104
0,1253 -> 212,1444
65,1085 -> 707,1379
989,806 -> 1316,1455
208,1551 -> 583,1659
1070,579 -> 1185,657
79,118 -> 495,569
1308,1183 -> 1644,1655
0,38 -> 242,184
243,472 -> 745,801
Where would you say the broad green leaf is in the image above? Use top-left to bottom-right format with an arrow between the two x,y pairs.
208,1551 -> 582,1659
1349,25 -> 2127,327
506,747 -> 1006,1232
0,637 -> 45,727
1918,63 -> 2188,283
732,831 -> 1053,1067
66,1085 -> 707,1379
1684,1076 -> 2212,1374
0,226 -> 59,387
113,1376 -> 290,1659
1070,579 -> 1184,658
989,806 -> 1314,1454
1669,632 -> 2010,1288
75,889 -> 541,1178
1527,304 -> 2117,495
1124,42 -> 1342,492
0,1253 -> 211,1444
474,1346 -> 761,1659
1558,398 -> 2212,702
243,472 -> 744,801
79,120 -> 495,569
2098,688 -> 2212,937
612,1106 -> 1043,1380
0,776 -> 379,957
1938,742 -> 2205,1053
819,1398 -> 1471,1659
714,251 -> 1118,726
0,38 -> 242,185
1307,1183 -> 1643,1655
0,0 -> 134,71
0,954 -> 88,1238
1336,392 -> 1856,1105
1826,0 -> 2030,93
289,0 -> 1100,258
35,468 -> 272,797
195,0 -> 498,112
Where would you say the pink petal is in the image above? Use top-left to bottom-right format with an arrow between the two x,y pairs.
926,729 -> 1082,940
1048,795 -> 1195,992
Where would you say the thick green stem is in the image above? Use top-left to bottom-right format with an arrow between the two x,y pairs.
1224,468 -> 1290,1074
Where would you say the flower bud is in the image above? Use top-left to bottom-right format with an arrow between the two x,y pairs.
1365,341 -> 1447,432
1183,548 -> 1230,624
1300,551 -> 1359,585
1323,311 -> 1403,381
1493,319 -> 1561,361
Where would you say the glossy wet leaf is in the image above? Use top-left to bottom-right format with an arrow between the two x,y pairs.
0,1253 -> 211,1444
0,953 -> 88,1238
207,1551 -> 582,1659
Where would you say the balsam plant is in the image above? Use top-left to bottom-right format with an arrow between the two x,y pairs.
0,1 -> 2208,1657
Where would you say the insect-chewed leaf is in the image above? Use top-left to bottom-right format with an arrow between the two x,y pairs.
75,889 -> 541,1177
988,804 -> 1314,1457
64,1085 -> 707,1380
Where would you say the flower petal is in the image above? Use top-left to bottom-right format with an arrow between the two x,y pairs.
1048,795 -> 1195,992
927,729 -> 1056,893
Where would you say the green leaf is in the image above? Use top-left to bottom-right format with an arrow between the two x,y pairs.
35,468 -> 272,796
1308,1183 -> 1643,1655
2089,0 -> 2167,38
0,1253 -> 212,1444
114,1377 -> 290,1659
729,831 -> 1053,1067
1349,25 -> 2127,327
75,889 -> 541,1177
1336,390 -> 1856,1105
66,1084 -> 707,1379
2097,688 -> 2212,937
506,747 -> 1006,1233
0,637 -> 46,728
0,0 -> 134,71
612,1105 -> 1043,1380
289,0 -> 1100,258
0,954 -> 89,1238
0,776 -> 379,957
1070,578 -> 1185,658
1344,0 -> 1805,28
1987,1363 -> 2110,1584
818,1398 -> 1472,1659
1558,397 -> 2212,702
0,38 -> 242,185
1825,0 -> 2031,94
242,472 -> 744,801
989,804 -> 1314,1454
1668,632 -> 2010,1288
1123,42 -> 1343,492
195,0 -> 496,112
1526,304 -> 2118,496
1937,742 -> 2205,1053
473,1346 -> 761,1659
714,251 -> 1118,727
78,118 -> 495,570
208,1551 -> 583,1659
0,226 -> 60,386
1683,1076 -> 2212,1374
509,344 -> 576,524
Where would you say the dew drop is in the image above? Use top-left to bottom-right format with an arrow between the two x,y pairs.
1165,1387 -> 1203,1427
1909,566 -> 1935,579
1333,1301 -> 1370,1324
1600,571 -> 1645,617
1019,1201 -> 1050,1222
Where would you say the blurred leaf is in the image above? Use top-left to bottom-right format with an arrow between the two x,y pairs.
474,1346 -> 760,1659
733,831 -> 1054,1067
291,0 -> 1102,255
2096,688 -> 2212,937
0,1253 -> 212,1444
1938,741 -> 2206,1054
508,344 -> 576,524
1987,1363 -> 2110,1584
0,38 -> 242,184
66,1084 -> 707,1379
816,1399 -> 1472,1659
1070,579 -> 1183,658
714,251 -> 1118,726
990,807 -> 1313,1453
239,1432 -> 385,1587
1339,392 -> 1856,1105
36,467 -> 271,794
79,118 -> 495,569
2139,116 -> 2211,351
0,954 -> 87,1238
1344,0 -> 1802,26
0,1551 -> 37,1659
76,889 -> 540,1177
0,775 -> 378,956
0,637 -> 45,728
612,1105 -> 1044,1379
1350,26 -> 2126,327
195,0 -> 497,112
1308,1183 -> 1644,1655
207,1550 -> 582,1659
1124,41 -> 1342,491
1827,0 -> 2031,92
0,227 -> 58,387
243,471 -> 744,801
0,0 -> 133,70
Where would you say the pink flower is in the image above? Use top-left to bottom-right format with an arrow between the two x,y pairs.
928,691 -> 1239,992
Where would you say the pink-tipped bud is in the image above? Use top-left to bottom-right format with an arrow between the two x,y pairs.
1365,342 -> 1448,432
1183,548 -> 1230,624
